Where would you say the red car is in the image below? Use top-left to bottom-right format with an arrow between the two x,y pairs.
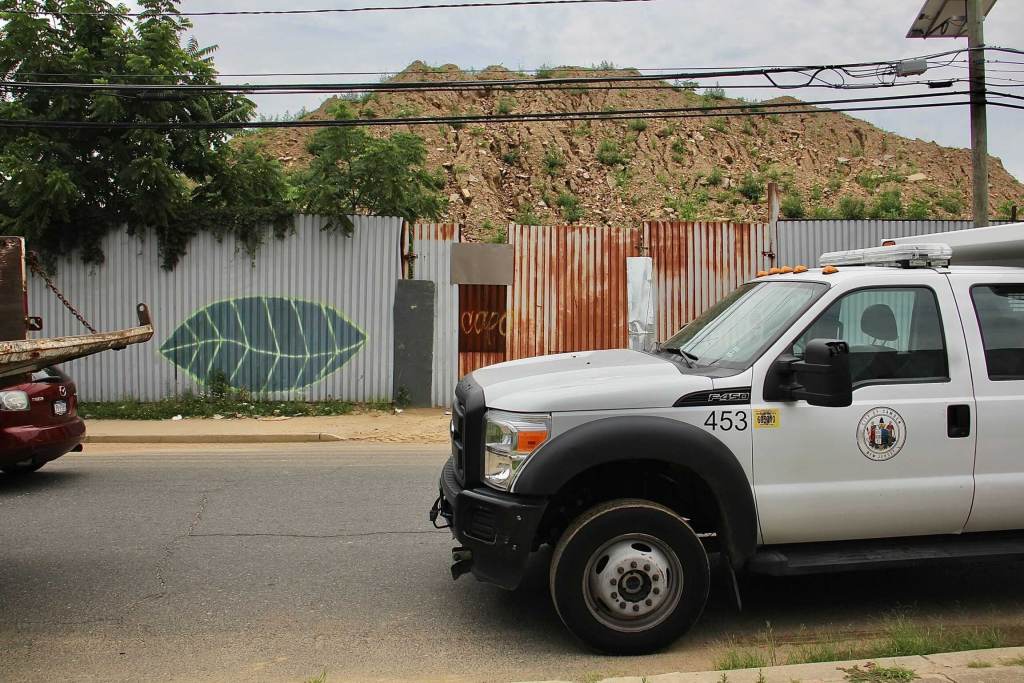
0,366 -> 85,476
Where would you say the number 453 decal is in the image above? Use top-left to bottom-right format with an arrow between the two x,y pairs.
704,410 -> 748,431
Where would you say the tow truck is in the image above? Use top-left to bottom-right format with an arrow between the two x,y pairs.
430,222 -> 1024,654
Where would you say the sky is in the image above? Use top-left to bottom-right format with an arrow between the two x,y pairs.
172,0 -> 1024,181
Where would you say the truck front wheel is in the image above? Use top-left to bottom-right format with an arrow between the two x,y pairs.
549,499 -> 710,654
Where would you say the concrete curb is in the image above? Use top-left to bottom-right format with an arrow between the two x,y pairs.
518,646 -> 1024,683
84,433 -> 344,444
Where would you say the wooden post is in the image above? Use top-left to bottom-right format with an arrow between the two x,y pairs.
967,0 -> 990,228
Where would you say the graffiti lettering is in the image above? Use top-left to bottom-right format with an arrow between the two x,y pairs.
460,310 -> 507,338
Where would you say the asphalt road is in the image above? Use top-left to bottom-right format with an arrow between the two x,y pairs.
2,445 -> 1024,683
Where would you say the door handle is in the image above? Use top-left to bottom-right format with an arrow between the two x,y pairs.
947,404 -> 971,438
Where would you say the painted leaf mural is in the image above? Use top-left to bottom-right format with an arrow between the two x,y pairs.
159,297 -> 366,393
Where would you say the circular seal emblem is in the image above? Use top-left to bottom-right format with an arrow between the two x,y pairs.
857,407 -> 906,461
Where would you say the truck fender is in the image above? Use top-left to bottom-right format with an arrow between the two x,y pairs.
512,415 -> 758,567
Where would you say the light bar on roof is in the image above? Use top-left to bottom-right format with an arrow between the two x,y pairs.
819,243 -> 953,268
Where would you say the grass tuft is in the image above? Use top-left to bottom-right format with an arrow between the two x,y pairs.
840,663 -> 917,682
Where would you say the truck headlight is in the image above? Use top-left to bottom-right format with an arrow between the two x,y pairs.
0,390 -> 30,412
483,410 -> 550,491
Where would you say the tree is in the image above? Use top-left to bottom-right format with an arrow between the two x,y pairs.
292,101 -> 447,232
0,0 -> 291,268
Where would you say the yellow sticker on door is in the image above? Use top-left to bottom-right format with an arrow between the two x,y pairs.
753,409 -> 780,429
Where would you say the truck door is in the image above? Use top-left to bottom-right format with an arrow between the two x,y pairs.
750,279 -> 977,544
948,274 -> 1024,532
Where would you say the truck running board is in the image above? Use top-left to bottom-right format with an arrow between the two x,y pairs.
747,531 -> 1024,576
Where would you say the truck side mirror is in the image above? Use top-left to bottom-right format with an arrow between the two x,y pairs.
791,339 -> 852,407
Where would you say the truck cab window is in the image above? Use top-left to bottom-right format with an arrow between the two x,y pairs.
792,287 -> 948,385
971,285 -> 1024,380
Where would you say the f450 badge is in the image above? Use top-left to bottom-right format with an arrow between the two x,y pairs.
857,407 -> 906,461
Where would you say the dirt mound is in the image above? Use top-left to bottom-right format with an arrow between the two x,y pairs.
254,62 -> 1024,242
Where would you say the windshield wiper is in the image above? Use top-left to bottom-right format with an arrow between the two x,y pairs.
660,346 -> 699,368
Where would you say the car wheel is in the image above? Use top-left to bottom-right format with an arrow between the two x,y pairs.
549,498 -> 710,655
1,459 -> 44,476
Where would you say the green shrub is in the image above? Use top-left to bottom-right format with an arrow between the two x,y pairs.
514,203 -> 543,225
707,166 -> 724,187
936,192 -> 964,215
495,96 -> 516,115
870,189 -> 903,219
837,195 -> 867,219
703,86 -> 726,101
556,192 -> 584,222
737,173 -> 764,202
997,200 -> 1019,221
627,119 -> 649,132
543,146 -> 566,176
597,138 -> 628,166
812,205 -> 836,219
741,117 -> 755,135
809,184 -> 823,202
781,192 -> 806,219
709,117 -> 727,133
906,198 -> 931,220
501,148 -> 521,165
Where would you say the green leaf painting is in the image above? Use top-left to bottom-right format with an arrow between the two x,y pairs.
160,297 -> 366,393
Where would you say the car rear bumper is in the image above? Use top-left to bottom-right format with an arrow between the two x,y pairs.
0,418 -> 85,467
431,457 -> 548,590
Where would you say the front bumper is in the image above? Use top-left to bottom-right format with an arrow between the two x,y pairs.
431,458 -> 547,590
0,418 -> 85,467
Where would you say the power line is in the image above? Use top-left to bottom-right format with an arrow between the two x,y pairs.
0,0 -> 654,17
0,96 -> 972,131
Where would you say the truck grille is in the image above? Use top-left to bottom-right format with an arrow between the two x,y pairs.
452,375 -> 485,487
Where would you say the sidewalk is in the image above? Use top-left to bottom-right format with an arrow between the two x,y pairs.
530,647 -> 1024,683
83,409 -> 449,445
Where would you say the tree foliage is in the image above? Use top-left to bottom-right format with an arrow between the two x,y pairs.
0,0 -> 295,268
291,101 -> 447,233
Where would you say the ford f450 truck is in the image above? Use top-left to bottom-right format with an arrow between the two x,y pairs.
430,223 -> 1024,654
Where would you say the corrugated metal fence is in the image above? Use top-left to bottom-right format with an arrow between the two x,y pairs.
30,215 -> 402,402
775,219 -> 1010,266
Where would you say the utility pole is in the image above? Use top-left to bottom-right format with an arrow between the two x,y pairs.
907,0 -> 997,227
966,0 -> 989,227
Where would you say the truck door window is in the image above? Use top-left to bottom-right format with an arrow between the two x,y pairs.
792,287 -> 948,386
971,284 -> 1024,380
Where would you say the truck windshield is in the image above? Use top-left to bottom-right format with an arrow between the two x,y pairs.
660,281 -> 827,370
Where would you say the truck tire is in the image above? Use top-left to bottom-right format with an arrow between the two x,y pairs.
549,498 -> 710,654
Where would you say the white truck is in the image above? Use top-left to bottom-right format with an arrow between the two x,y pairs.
429,222 -> 1024,654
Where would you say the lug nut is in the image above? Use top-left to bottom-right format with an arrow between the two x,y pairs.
619,602 -> 627,609
653,587 -> 660,595
611,592 -> 618,600
643,564 -> 650,571
617,567 -> 624,574
645,599 -> 653,606
630,561 -> 637,569
610,578 -> 617,586
632,604 -> 640,612
652,575 -> 660,582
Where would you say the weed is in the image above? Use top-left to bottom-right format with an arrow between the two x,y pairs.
393,105 -> 422,119
81,397 -> 386,420
905,198 -> 931,220
556,192 -> 584,222
936,192 -> 964,215
627,119 -> 649,132
514,203 -> 543,226
481,218 -> 494,231
665,194 -> 702,221
856,170 -> 903,193
812,205 -> 836,219
487,226 -> 507,244
679,80 -> 700,92
612,167 -> 631,189
716,646 -> 768,671
966,660 -> 993,668
304,670 -> 328,683
501,148 -> 521,165
394,386 -> 411,409
869,189 -> 903,219
597,138 -> 628,166
543,147 -> 566,176
741,117 -> 755,135
572,121 -> 592,137
828,174 -> 843,192
709,117 -> 728,133
703,85 -> 727,101
837,195 -> 867,219
851,143 -> 865,158
468,125 -> 486,138
707,166 -> 724,187
809,184 -> 823,202
1003,656 -> 1024,666
738,173 -> 765,202
767,113 -> 781,124
840,663 -> 916,682
781,192 -> 806,219
535,64 -> 555,79
495,96 -> 516,115
671,138 -> 687,163
997,200 -> 1019,220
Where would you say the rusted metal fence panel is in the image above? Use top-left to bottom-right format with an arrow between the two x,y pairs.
506,224 -> 639,360
458,284 -> 507,376
410,223 -> 460,406
643,222 -> 773,339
